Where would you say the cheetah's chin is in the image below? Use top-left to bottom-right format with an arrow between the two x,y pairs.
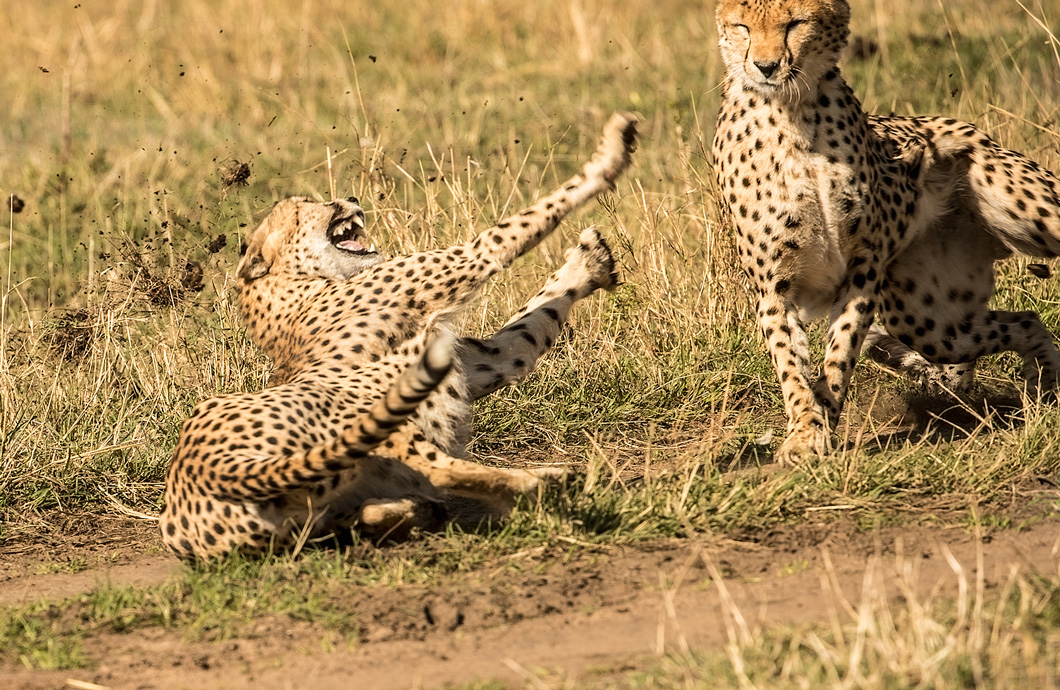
742,76 -> 783,93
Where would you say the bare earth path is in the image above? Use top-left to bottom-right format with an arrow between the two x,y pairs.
4,499 -> 1059,690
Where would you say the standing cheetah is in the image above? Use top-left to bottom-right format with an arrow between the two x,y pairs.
160,113 -> 638,559
712,0 -> 1060,463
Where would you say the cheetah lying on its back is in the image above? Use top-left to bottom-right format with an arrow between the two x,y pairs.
160,113 -> 638,559
713,0 -> 1060,463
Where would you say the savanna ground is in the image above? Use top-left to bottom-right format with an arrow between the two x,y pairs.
3,0 -> 1060,687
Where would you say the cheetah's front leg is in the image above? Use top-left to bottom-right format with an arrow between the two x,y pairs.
461,227 -> 619,399
413,113 -> 634,314
358,497 -> 444,541
813,279 -> 880,429
472,113 -> 636,271
758,292 -> 832,463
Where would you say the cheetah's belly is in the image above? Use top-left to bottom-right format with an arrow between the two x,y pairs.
414,361 -> 473,456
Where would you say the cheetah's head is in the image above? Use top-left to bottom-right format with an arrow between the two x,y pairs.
237,196 -> 384,283
716,0 -> 850,100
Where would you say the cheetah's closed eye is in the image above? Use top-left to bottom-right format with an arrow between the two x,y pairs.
160,113 -> 638,559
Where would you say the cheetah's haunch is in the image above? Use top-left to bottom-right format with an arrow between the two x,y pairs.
713,0 -> 1060,463
160,113 -> 638,559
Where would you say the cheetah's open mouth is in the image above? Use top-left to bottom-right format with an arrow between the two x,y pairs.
327,209 -> 377,255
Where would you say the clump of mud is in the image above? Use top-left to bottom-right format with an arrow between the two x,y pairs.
220,159 -> 252,195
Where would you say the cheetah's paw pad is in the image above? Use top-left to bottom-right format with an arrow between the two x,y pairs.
564,227 -> 620,292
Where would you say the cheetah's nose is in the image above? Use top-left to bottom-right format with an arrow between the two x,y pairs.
754,61 -> 779,79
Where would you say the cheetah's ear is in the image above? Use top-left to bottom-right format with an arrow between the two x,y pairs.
237,209 -> 284,281
237,244 -> 271,281
237,228 -> 277,281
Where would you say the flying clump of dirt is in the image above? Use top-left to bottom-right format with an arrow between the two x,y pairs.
206,233 -> 227,254
846,35 -> 880,61
220,159 -> 252,196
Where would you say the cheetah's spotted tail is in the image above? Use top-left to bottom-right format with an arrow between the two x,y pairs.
341,332 -> 455,453
246,334 -> 455,496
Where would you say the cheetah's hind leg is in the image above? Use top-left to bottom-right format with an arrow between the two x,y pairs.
383,428 -> 566,513
864,324 -> 977,395
460,227 -> 620,400
356,431 -> 567,539
358,497 -> 446,542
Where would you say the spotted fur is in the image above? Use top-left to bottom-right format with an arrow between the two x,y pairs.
160,113 -> 638,559
712,0 -> 1060,462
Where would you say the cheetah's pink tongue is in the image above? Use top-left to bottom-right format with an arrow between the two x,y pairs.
337,239 -> 366,252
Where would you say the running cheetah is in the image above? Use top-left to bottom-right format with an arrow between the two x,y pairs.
713,0 -> 1060,463
160,113 -> 638,559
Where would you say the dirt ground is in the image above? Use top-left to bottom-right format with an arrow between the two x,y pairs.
3,491 -> 1059,690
